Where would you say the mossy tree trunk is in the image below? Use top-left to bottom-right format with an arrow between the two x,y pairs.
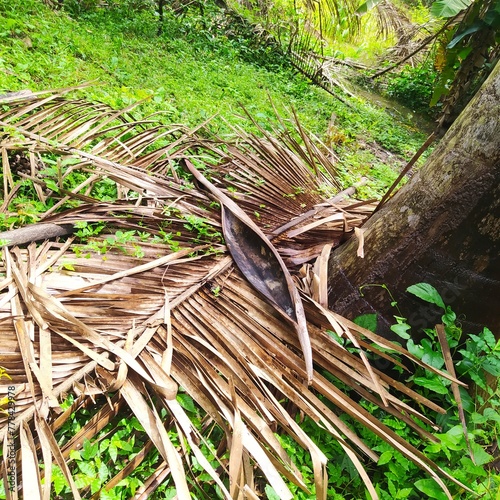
328,61 -> 500,339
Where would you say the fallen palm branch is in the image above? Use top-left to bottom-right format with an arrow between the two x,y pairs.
0,88 -> 470,499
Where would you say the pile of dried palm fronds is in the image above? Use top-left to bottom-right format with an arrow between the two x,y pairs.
0,88 -> 467,499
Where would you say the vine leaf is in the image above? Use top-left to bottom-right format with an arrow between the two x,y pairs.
184,160 -> 313,383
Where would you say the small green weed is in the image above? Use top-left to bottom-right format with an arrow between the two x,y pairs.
73,226 -> 146,259
289,282 -> 499,499
182,214 -> 223,244
50,390 -> 223,499
52,404 -> 154,498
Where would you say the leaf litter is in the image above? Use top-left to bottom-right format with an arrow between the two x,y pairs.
0,88 -> 470,499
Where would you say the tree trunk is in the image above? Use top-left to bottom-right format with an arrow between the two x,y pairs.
328,61 -> 500,339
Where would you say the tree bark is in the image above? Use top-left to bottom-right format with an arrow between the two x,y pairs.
328,61 -> 500,339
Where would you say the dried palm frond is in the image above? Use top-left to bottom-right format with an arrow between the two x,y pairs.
0,89 -> 467,499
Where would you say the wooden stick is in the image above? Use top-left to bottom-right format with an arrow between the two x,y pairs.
373,132 -> 436,214
0,223 -> 74,247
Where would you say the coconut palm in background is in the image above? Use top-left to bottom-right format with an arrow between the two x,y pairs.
0,88 -> 471,498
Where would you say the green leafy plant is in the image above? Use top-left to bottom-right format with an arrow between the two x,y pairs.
73,228 -> 147,259
403,283 -> 499,409
347,282 -> 500,498
52,413 -> 151,498
385,64 -> 439,116
50,390 -> 225,499
182,214 -> 223,244
429,0 -> 500,125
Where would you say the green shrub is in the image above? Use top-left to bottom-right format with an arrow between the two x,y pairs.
343,283 -> 500,499
385,64 -> 439,116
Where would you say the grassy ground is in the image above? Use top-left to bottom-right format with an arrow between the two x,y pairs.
1,0 -> 332,130
0,0 -> 429,197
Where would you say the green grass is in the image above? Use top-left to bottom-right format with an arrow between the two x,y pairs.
0,0 -> 330,133
0,0 -> 429,195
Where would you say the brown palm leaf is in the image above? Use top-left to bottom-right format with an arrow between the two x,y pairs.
0,89 -> 467,499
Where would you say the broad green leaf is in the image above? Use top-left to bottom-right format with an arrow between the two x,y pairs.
100,438 -> 110,452
459,386 -> 474,412
447,23 -> 482,48
471,411 -> 487,424
470,442 -> 493,466
327,329 -> 344,345
469,369 -> 487,390
482,407 -> 500,422
81,438 -> 99,460
98,462 -> 109,482
356,0 -> 382,14
74,473 -> 93,489
113,438 -> 133,452
100,490 -> 120,500
407,339 -> 424,359
163,489 -> 177,500
388,479 -> 397,497
469,334 -> 486,351
442,306 -> 456,327
90,477 -> 102,495
430,0 -> 472,18
128,476 -> 141,496
482,356 -> 500,376
413,376 -> 449,394
129,416 -> 145,432
482,327 -> 496,349
421,346 -> 445,369
407,283 -> 446,309
354,313 -> 378,333
177,393 -> 197,413
414,478 -> 449,499
77,460 -> 96,477
377,450 -> 393,465
108,443 -> 118,462
265,484 -> 281,500
397,487 -> 414,499
484,6 -> 500,28
460,457 -> 488,476
44,179 -> 59,191
437,425 -> 464,449
52,466 -> 68,495
390,323 -> 411,339
425,442 -> 442,453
